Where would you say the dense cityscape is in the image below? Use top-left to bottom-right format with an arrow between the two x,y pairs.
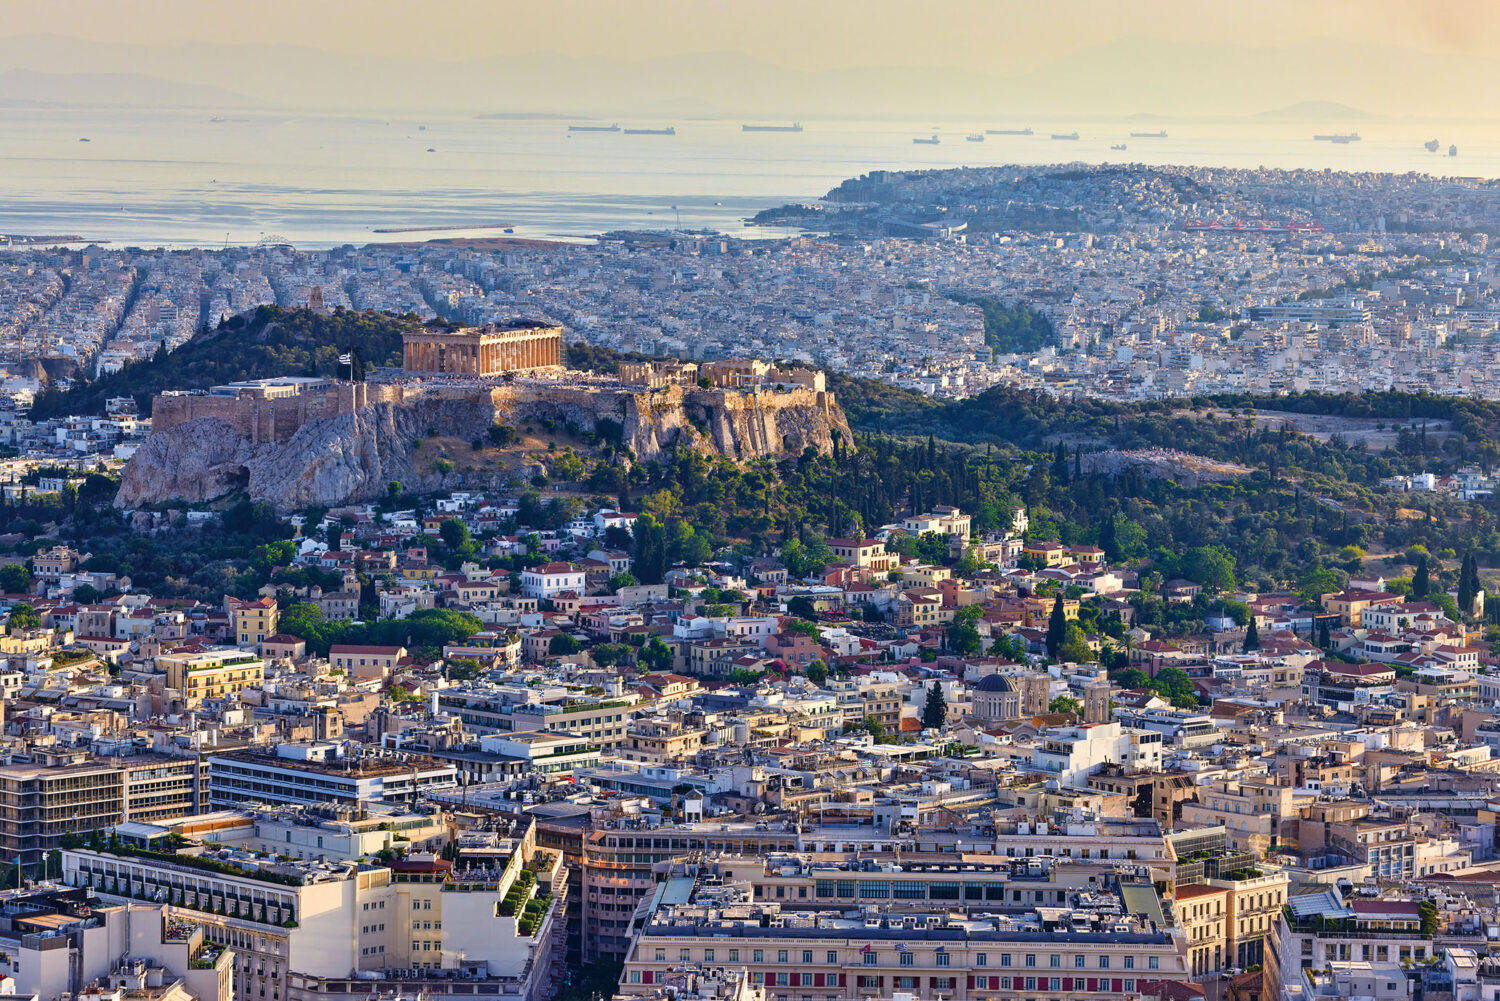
12,6 -> 1500,1001
6,164 -> 1500,405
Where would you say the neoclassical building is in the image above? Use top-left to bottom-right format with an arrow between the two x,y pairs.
402,321 -> 563,376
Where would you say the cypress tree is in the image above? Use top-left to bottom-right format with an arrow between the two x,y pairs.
1459,553 -> 1478,617
922,681 -> 948,730
1098,512 -> 1117,562
1242,617 -> 1260,652
1412,553 -> 1430,601
1046,594 -> 1067,660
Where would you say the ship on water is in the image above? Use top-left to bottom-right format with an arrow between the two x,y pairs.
1130,130 -> 1167,138
1450,144 -> 1459,157
913,134 -> 940,145
1425,138 -> 1441,152
1313,132 -> 1361,143
966,134 -> 985,142
1051,131 -> 1080,140
742,123 -> 802,132
1110,143 -> 1127,150
624,126 -> 676,135
986,127 -> 1033,135
569,123 -> 621,132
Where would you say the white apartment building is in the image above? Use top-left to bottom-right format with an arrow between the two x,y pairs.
1028,722 -> 1164,786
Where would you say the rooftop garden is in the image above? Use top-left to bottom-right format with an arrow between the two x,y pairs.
67,834 -> 303,886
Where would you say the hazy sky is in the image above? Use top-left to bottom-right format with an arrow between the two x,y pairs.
1,0 -> 1495,68
3,0 -> 1499,118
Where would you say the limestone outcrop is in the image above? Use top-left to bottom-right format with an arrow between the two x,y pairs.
116,384 -> 853,511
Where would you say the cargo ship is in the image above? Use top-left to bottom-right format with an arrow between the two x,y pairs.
569,123 -> 621,132
1051,131 -> 1079,140
1313,132 -> 1361,143
624,126 -> 676,135
1130,130 -> 1167,138
742,123 -> 802,132
966,134 -> 985,142
986,128 -> 1033,135
913,134 -> 940,145
1110,143 -> 1127,150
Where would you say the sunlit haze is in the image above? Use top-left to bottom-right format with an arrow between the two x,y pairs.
4,0 -> 1500,116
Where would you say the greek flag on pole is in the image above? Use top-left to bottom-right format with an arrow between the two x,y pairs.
339,353 -> 353,366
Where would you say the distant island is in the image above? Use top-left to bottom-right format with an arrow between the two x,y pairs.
1250,99 -> 1377,121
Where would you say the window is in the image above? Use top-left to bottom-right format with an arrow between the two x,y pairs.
681,950 -> 691,962
705,951 -> 715,962
1050,955 -> 1060,968
630,972 -> 641,985
1000,954 -> 1012,968
655,950 -> 666,962
1124,956 -> 1135,970
1100,956 -> 1109,970
1125,980 -> 1136,992
803,952 -> 813,965
779,951 -> 788,964
863,953 -> 877,966
729,951 -> 739,962
900,953 -> 914,967
1075,956 -> 1085,969
936,953 -> 950,967
754,951 -> 764,963
826,952 -> 837,964
1025,955 -> 1036,968
1149,957 -> 1159,970
976,954 -> 988,967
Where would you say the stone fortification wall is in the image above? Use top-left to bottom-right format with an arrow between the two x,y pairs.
149,383 -> 407,444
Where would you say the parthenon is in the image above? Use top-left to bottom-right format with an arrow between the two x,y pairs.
401,321 -> 563,377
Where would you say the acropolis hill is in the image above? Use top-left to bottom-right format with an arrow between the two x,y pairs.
116,323 -> 852,511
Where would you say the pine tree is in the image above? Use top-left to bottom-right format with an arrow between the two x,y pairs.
1412,553 -> 1430,600
1046,594 -> 1067,660
922,681 -> 948,730
1242,617 -> 1260,652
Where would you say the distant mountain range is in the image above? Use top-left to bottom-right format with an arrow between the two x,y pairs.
0,33 -> 1496,119
0,68 -> 253,108
1250,100 -> 1377,122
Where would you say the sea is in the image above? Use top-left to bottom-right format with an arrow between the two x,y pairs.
2,106 -> 1498,250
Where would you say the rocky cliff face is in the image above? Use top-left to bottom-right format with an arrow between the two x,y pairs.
116,384 -> 853,511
